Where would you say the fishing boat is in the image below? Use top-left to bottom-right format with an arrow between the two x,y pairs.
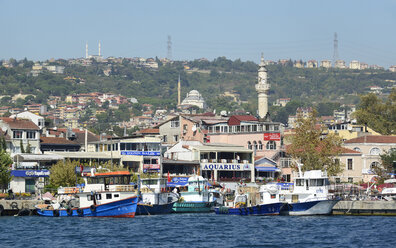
36,171 -> 138,217
136,177 -> 178,215
172,176 -> 216,213
215,184 -> 285,215
279,165 -> 340,215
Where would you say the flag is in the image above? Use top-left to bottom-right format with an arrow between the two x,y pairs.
167,171 -> 171,183
80,165 -> 84,176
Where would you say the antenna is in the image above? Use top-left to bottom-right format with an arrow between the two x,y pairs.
333,32 -> 339,64
167,35 -> 172,60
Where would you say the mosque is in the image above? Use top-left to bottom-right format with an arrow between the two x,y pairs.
177,76 -> 207,109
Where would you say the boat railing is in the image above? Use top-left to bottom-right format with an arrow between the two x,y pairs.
109,185 -> 136,192
58,187 -> 80,194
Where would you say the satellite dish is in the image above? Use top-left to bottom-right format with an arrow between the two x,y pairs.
192,125 -> 197,132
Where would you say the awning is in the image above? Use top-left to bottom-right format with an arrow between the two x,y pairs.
255,166 -> 281,172
14,154 -> 64,162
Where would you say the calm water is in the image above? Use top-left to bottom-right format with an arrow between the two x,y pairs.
0,214 -> 395,248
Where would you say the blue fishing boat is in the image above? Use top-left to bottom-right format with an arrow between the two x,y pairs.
136,178 -> 178,215
36,171 -> 138,218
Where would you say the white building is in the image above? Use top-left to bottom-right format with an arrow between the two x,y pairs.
180,90 -> 207,109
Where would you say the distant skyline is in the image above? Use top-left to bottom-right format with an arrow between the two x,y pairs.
1,0 -> 395,67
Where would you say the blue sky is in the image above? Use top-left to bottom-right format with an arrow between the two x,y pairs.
1,0 -> 395,67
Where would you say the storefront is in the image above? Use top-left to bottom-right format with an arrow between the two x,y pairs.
10,170 -> 50,194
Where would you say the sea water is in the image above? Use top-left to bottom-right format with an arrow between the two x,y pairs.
0,214 -> 395,248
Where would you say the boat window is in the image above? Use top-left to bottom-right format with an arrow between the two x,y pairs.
295,179 -> 304,186
270,194 -> 276,199
106,194 -> 112,199
317,179 -> 324,186
96,194 -> 102,200
87,195 -> 93,201
114,194 -> 119,198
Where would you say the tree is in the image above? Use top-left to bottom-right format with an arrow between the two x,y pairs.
354,89 -> 396,135
49,160 -> 81,188
0,137 -> 12,192
20,140 -> 25,153
287,110 -> 344,176
379,149 -> 396,177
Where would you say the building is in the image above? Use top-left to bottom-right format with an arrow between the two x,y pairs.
343,135 -> 396,182
164,141 -> 255,183
390,65 -> 396,72
0,117 -> 41,155
10,111 -> 45,130
306,60 -> 318,68
180,90 -> 207,109
320,60 -> 332,68
349,60 -> 360,70
273,98 -> 291,107
334,60 -> 346,69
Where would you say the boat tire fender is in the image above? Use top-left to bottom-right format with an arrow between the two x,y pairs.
53,210 -> 60,217
77,208 -> 84,216
90,205 -> 97,212
10,201 -> 19,210
239,208 -> 242,214
0,204 -> 4,215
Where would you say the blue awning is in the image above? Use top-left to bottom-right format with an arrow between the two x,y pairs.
255,166 -> 280,172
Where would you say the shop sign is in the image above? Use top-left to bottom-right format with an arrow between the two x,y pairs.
121,151 -> 160,156
11,170 -> 50,177
201,163 -> 250,171
143,164 -> 160,169
264,133 -> 281,141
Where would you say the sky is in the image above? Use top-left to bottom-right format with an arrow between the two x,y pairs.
1,0 -> 395,67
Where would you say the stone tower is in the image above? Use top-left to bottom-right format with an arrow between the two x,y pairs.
255,53 -> 270,119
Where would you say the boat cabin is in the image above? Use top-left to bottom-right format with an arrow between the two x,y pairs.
187,176 -> 209,193
83,171 -> 134,193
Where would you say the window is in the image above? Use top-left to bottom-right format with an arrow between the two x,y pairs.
335,178 -> 341,183
370,161 -> 380,170
114,194 -> 119,198
258,141 -> 263,150
87,195 -> 93,201
247,141 -> 252,150
13,130 -> 23,139
253,141 -> 257,151
96,194 -> 102,200
370,147 -> 381,155
347,159 -> 353,170
348,177 -> 353,183
174,135 -> 179,142
266,141 -> 276,150
353,147 -> 361,152
171,120 -> 180,128
163,135 -> 168,142
295,179 -> 304,186
106,194 -> 112,199
27,131 -> 36,139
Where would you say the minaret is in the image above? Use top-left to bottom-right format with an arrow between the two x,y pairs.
177,75 -> 181,105
85,43 -> 88,59
255,53 -> 270,119
98,41 -> 101,57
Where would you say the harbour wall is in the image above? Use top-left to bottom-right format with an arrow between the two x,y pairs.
333,200 -> 396,215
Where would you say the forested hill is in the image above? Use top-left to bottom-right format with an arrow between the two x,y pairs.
1,57 -> 395,122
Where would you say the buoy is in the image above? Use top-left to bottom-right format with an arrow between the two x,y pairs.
77,208 -> 84,216
66,207 -> 73,216
53,210 -> 60,217
90,205 -> 97,212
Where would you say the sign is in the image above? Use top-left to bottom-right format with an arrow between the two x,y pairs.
121,151 -> 160,156
143,164 -> 160,170
264,133 -> 281,141
143,169 -> 160,173
167,177 -> 189,187
11,170 -> 50,177
201,163 -> 250,171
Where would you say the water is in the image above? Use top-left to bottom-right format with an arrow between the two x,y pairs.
0,214 -> 395,248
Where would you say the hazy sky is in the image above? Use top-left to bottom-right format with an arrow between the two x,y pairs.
1,0 -> 395,67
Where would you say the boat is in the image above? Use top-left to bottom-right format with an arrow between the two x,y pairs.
136,177 -> 178,215
172,176 -> 217,213
215,184 -> 285,215
36,171 -> 138,217
380,178 -> 396,201
279,165 -> 340,215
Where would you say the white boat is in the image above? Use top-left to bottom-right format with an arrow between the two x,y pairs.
172,176 -> 216,213
381,179 -> 396,201
279,165 -> 339,215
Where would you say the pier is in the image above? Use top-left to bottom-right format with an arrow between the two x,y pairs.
332,200 -> 396,216
0,200 -> 43,216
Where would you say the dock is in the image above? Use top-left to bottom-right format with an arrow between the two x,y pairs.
0,199 -> 44,216
332,200 -> 396,216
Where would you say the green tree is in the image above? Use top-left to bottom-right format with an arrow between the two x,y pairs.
20,140 -> 25,153
378,149 -> 396,178
49,160 -> 81,188
287,110 -> 344,176
354,89 -> 396,135
0,139 -> 12,191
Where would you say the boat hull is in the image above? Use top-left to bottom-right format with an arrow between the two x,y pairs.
214,202 -> 284,216
172,202 -> 214,213
136,202 -> 175,215
281,199 -> 339,216
36,196 -> 138,218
